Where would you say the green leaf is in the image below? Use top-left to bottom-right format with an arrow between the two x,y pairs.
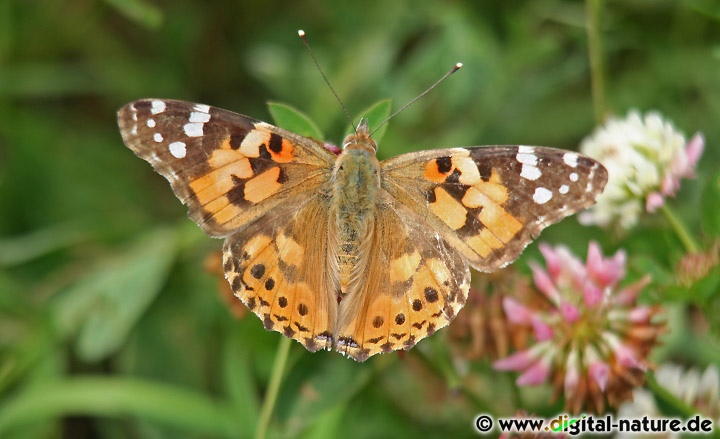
102,0 -> 163,30
281,356 -> 371,435
700,169 -> 720,237
267,102 -> 324,140
0,222 -> 89,266
690,265 -> 720,301
52,227 -> 178,362
220,322 -> 259,437
706,292 -> 720,341
298,403 -> 345,439
0,377 -> 240,436
345,99 -> 392,145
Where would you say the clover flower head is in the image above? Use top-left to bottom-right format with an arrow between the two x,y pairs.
493,242 -> 664,413
615,363 -> 719,439
578,111 -> 704,230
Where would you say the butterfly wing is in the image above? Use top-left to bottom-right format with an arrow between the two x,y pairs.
334,193 -> 471,362
381,146 -> 608,271
118,99 -> 340,350
117,99 -> 336,237
223,194 -> 339,352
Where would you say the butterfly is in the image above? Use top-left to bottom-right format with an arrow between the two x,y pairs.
117,99 -> 607,361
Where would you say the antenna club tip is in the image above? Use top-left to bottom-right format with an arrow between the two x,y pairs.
298,29 -> 306,37
455,62 -> 463,69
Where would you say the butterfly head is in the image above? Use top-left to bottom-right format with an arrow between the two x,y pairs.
342,118 -> 377,153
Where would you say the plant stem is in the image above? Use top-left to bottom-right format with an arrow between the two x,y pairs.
585,0 -> 606,123
255,336 -> 292,439
660,204 -> 700,253
646,373 -> 695,418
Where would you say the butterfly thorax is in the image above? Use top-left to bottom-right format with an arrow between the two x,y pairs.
331,123 -> 381,295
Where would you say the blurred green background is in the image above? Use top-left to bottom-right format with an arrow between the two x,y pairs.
1,0 -> 719,438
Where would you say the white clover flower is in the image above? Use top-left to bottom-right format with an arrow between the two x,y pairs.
578,111 -> 704,230
615,388 -> 676,439
655,363 -> 720,420
615,363 -> 719,439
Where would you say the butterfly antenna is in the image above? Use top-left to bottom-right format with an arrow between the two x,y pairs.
370,62 -> 463,137
298,30 -> 356,133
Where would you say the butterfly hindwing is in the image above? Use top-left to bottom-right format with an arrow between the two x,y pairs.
223,194 -> 339,352
334,194 -> 471,361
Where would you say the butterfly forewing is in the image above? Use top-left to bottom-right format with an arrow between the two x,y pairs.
118,99 -> 336,237
381,146 -> 608,271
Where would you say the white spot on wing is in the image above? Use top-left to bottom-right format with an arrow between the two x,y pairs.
147,119 -> 156,128
516,153 -> 537,166
570,172 -> 579,182
533,187 -> 553,204
151,100 -> 166,115
189,111 -> 211,123
559,184 -> 569,194
564,152 -> 578,168
184,122 -> 203,137
169,141 -> 187,158
154,133 -> 163,143
193,104 -> 210,113
518,145 -> 534,154
517,148 -> 541,180
131,125 -> 137,135
521,165 -> 542,180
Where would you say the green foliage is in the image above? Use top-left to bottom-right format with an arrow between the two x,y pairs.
267,102 -> 324,140
1,0 -> 719,438
344,98 -> 392,144
52,227 -> 178,362
701,169 -> 720,237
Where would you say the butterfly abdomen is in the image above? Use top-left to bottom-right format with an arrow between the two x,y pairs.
331,147 -> 382,295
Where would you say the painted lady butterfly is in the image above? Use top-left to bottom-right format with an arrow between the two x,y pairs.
118,99 -> 607,361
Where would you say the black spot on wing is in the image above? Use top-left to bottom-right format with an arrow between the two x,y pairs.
436,156 -> 452,173
268,133 -> 283,153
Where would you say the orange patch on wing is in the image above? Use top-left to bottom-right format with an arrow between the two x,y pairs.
426,258 -> 452,286
190,139 -> 255,206
477,201 -> 522,243
462,168 -> 508,207
424,160 -> 451,183
276,231 -> 304,264
464,182 -> 507,208
429,187 -> 467,230
389,250 -> 421,283
243,234 -> 273,259
244,167 -> 283,204
464,191 -> 522,256
408,264 -> 446,332
241,237 -> 277,293
360,294 -> 393,346
190,169 -> 234,206
207,198 -> 243,226
268,139 -> 295,163
466,235 -> 492,257
209,151 -> 253,177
